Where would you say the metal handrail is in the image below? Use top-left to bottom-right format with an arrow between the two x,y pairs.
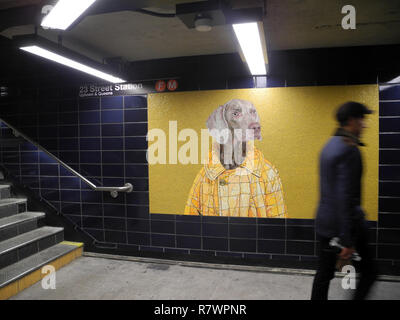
0,118 -> 133,198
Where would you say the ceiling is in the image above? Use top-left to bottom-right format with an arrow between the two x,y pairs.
0,0 -> 42,10
0,0 -> 399,64
266,0 -> 400,50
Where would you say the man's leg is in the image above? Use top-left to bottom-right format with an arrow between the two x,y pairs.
352,222 -> 377,300
311,237 -> 337,300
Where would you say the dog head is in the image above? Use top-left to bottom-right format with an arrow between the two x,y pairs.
206,99 -> 261,143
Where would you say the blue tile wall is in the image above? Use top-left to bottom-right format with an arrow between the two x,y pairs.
0,79 -> 399,273
0,93 -> 149,250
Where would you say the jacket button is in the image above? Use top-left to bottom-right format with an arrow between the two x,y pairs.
219,180 -> 227,186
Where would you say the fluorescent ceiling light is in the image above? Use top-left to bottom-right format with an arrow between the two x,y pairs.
387,75 -> 400,84
379,75 -> 400,92
41,0 -> 97,30
20,45 -> 125,83
232,22 -> 266,76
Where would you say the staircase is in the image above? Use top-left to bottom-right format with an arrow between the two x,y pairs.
0,176 -> 83,300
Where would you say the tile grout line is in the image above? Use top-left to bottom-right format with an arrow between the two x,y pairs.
123,96 -> 128,245
99,97 -> 106,243
77,95 -> 83,230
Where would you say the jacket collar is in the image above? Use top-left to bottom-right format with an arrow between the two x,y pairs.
204,141 -> 263,180
334,127 -> 365,146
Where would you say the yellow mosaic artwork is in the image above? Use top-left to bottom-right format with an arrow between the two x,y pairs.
148,85 -> 379,220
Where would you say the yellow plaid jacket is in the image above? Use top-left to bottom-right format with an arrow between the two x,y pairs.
184,142 -> 287,217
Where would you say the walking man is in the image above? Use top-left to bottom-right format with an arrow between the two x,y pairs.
311,101 -> 377,300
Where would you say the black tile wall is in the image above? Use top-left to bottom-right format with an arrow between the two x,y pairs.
258,240 -> 285,254
128,232 -> 150,246
380,134 -> 400,148
287,226 -> 315,241
151,233 -> 175,247
378,244 -> 400,260
286,241 -> 315,255
379,85 -> 400,100
379,213 -> 400,228
378,229 -> 400,244
177,235 -> 201,249
151,220 -> 175,234
380,166 -> 400,180
0,80 -> 399,273
202,223 -> 228,238
176,221 -> 201,236
126,218 -> 150,233
380,101 -> 400,116
377,84 -> 400,268
379,197 -> 400,212
380,182 -> 400,197
230,239 -> 257,253
198,78 -> 226,90
380,118 -> 400,132
258,225 -> 285,240
203,237 -> 228,251
105,230 -> 126,243
229,224 -> 256,239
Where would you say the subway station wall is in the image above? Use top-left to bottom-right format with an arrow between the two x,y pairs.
0,80 -> 399,273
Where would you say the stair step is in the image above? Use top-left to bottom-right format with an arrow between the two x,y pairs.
0,226 -> 64,269
0,198 -> 27,218
0,242 -> 83,289
0,212 -> 46,242
0,185 -> 11,200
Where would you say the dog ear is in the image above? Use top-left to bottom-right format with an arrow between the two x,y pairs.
207,104 -> 229,144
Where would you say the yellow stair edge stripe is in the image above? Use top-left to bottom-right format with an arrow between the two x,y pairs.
0,246 -> 83,300
60,241 -> 84,248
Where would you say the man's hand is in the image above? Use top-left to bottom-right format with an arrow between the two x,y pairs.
339,247 -> 355,260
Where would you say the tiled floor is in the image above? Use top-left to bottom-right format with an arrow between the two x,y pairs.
10,255 -> 400,300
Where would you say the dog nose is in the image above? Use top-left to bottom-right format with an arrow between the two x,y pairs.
248,123 -> 261,130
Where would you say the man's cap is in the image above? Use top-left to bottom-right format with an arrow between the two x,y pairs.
336,101 -> 374,124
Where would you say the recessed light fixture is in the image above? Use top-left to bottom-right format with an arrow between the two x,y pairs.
232,22 -> 267,75
41,0 -> 97,30
194,14 -> 213,32
15,35 -> 125,84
